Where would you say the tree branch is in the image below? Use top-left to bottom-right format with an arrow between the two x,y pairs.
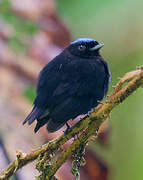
0,67 -> 143,180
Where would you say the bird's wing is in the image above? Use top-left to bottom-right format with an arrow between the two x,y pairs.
34,62 -> 69,108
23,56 -> 66,125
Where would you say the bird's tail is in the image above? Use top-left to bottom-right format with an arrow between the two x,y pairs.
34,115 -> 51,133
23,106 -> 43,125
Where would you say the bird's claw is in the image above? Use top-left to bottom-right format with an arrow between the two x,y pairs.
64,122 -> 71,134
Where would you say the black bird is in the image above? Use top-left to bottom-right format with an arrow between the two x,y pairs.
23,38 -> 111,133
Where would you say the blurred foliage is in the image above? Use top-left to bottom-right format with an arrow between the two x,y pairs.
57,1 -> 143,180
0,0 -> 38,33
23,86 -> 36,103
0,0 -> 38,100
0,0 -> 38,52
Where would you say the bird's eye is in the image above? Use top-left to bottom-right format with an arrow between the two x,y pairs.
78,45 -> 86,51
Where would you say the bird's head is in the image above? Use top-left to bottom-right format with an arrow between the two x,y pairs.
67,38 -> 104,58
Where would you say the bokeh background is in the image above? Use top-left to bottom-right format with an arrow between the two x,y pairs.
0,0 -> 143,179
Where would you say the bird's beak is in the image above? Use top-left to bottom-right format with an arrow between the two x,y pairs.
89,43 -> 104,51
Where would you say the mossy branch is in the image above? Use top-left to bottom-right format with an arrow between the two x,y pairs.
0,67 -> 143,180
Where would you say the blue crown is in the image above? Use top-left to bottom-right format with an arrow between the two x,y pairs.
71,38 -> 97,45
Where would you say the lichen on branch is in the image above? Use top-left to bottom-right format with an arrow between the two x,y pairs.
0,67 -> 143,180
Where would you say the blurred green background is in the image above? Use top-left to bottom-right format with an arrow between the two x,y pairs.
57,0 -> 143,180
0,0 -> 143,179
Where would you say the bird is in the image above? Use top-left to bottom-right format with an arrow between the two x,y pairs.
23,38 -> 111,133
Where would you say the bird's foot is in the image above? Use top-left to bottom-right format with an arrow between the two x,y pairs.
64,122 -> 71,134
66,122 -> 71,130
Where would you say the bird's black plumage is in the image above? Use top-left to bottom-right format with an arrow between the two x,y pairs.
23,38 -> 111,133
